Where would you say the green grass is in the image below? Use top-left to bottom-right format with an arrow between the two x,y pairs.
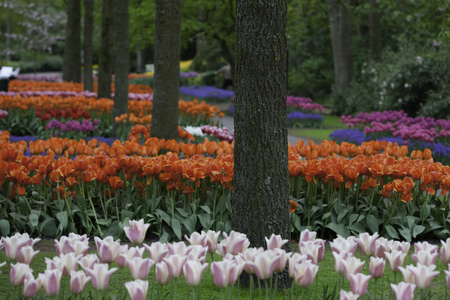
0,240 -> 447,299
290,115 -> 347,142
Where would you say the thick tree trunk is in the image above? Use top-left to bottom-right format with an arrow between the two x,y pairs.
62,0 -> 81,83
98,0 -> 114,99
151,0 -> 182,140
368,0 -> 381,60
233,0 -> 291,289
83,0 -> 94,91
337,0 -> 352,91
328,0 -> 340,90
113,0 -> 129,135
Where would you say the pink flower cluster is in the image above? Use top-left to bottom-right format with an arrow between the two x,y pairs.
0,109 -> 8,119
287,95 -> 324,112
201,125 -> 234,142
344,110 -> 450,143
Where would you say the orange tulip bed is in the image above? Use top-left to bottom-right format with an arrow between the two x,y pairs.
1,80 -> 450,244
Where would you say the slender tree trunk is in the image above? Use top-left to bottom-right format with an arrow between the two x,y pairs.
328,0 -> 340,90
113,0 -> 129,136
337,0 -> 352,91
151,0 -> 182,140
63,0 -> 81,83
6,12 -> 11,62
233,0 -> 291,289
98,0 -> 114,99
83,0 -> 94,91
368,0 -> 381,60
136,49 -> 145,73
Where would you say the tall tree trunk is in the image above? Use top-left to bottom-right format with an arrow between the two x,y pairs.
83,0 -> 94,91
233,0 -> 291,289
337,0 -> 352,91
113,0 -> 129,136
136,49 -> 145,73
328,0 -> 340,90
151,0 -> 182,140
98,0 -> 114,99
368,0 -> 381,60
6,12 -> 11,62
63,0 -> 81,83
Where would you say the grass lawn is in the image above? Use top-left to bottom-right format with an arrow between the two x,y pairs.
0,240 -> 446,299
290,115 -> 347,142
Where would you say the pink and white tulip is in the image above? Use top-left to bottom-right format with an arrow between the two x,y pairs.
246,252 -> 280,280
183,260 -> 208,286
265,233 -> 288,250
3,233 -> 39,260
355,232 -> 379,256
78,254 -> 99,271
10,263 -> 32,286
211,260 -> 240,288
384,250 -> 407,273
127,257 -> 155,280
330,236 -> 358,255
408,264 -> 439,289
332,251 -> 352,275
125,279 -> 148,300
70,270 -> 91,294
204,230 -> 220,253
216,231 -> 250,256
299,229 -> 317,243
39,269 -> 62,296
414,241 -> 438,254
17,245 -> 39,265
185,231 -> 207,246
390,282 -> 416,300
144,241 -> 169,263
124,219 -> 150,244
94,236 -> 122,263
162,254 -> 188,279
299,240 -> 321,264
167,241 -> 193,256
339,290 -> 360,300
369,257 -> 385,279
342,256 -> 365,281
155,261 -> 172,285
293,260 -> 319,287
116,246 -> 145,268
23,275 -> 42,298
441,238 -> 450,265
350,273 -> 371,296
84,263 -> 118,290
411,250 -> 438,266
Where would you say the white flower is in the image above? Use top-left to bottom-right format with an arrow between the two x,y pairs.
183,126 -> 206,136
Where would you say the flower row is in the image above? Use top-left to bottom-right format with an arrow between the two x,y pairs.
0,90 -> 154,101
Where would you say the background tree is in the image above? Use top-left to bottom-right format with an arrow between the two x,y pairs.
233,0 -> 291,288
150,0 -> 182,140
83,0 -> 94,91
62,0 -> 81,82
97,0 -> 114,99
112,0 -> 129,135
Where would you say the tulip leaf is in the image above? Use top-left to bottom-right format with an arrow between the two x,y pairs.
198,213 -> 213,230
176,208 -> 189,218
104,220 -> 121,238
406,216 -> 416,230
172,218 -> 182,240
366,215 -> 379,234
56,211 -> 68,230
182,215 -> 196,233
0,219 -> 10,236
384,225 -> 400,240
156,209 -> 171,226
348,214 -> 359,226
216,221 -> 225,233
28,213 -> 40,227
398,226 -> 412,242
412,225 -> 425,238
420,205 -> 430,221
348,223 -> 365,235
40,218 -> 57,237
200,205 -> 211,214
326,222 -> 350,238
321,212 -> 331,221
337,209 -> 348,224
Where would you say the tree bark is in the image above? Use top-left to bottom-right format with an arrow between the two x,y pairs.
6,12 -> 11,62
113,0 -> 129,135
233,0 -> 291,289
337,0 -> 352,91
98,0 -> 114,99
151,0 -> 182,140
62,0 -> 81,83
136,49 -> 145,73
83,0 -> 94,91
328,0 -> 340,90
368,0 -> 381,60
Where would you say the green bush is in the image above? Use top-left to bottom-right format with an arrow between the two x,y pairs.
332,41 -> 450,118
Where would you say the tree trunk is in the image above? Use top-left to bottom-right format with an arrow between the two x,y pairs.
136,49 -> 145,73
62,0 -> 81,83
83,0 -> 94,91
233,0 -> 291,289
151,0 -> 182,140
328,0 -> 340,90
98,0 -> 114,99
6,12 -> 11,62
113,0 -> 129,136
368,0 -> 381,60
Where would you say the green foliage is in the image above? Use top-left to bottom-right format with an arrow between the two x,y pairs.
332,41 -> 450,118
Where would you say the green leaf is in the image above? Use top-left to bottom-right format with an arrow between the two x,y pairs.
399,226 -> 412,242
29,213 -> 40,227
198,213 -> 212,230
337,209 -> 348,224
290,213 -> 301,232
322,212 -> 331,221
56,211 -> 68,230
348,223 -> 365,235
159,228 -> 171,243
420,205 -> 430,221
200,205 -> 211,214
104,221 -> 122,238
366,215 -> 379,234
406,216 -> 416,230
175,208 -> 189,218
155,209 -> 172,226
0,219 -> 10,236
182,215 -> 196,233
216,221 -> 225,233
172,219 -> 182,240
384,225 -> 400,240
412,225 -> 425,238
348,214 -> 359,226
40,218 -> 57,237
326,222 -> 350,237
